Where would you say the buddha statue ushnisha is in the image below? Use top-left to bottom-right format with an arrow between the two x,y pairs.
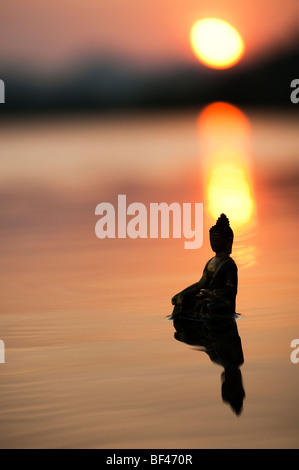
171,214 -> 238,318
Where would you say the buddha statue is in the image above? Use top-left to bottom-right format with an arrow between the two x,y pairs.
171,213 -> 238,318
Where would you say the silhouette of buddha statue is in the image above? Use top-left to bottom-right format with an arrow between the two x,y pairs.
171,214 -> 237,318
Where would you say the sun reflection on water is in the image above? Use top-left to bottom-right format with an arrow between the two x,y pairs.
198,102 -> 257,267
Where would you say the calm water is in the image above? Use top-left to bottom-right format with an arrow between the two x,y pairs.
0,108 -> 299,448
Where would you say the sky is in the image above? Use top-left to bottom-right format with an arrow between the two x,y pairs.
0,0 -> 299,72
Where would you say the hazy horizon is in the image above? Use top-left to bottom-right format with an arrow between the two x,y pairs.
1,1 -> 299,73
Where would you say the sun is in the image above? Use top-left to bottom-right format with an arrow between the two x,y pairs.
190,18 -> 245,69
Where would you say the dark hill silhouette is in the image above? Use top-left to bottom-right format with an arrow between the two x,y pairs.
1,42 -> 298,114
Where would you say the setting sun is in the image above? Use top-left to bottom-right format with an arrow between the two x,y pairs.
190,18 -> 245,69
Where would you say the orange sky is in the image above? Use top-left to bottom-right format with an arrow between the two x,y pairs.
0,0 -> 299,71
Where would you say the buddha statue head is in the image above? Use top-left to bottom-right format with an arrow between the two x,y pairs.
209,213 -> 234,255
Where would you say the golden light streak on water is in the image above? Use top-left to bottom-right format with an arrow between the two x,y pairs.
198,102 -> 257,267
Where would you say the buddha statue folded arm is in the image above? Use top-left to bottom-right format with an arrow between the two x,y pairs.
171,262 -> 210,306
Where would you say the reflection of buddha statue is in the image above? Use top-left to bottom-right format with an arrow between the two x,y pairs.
171,214 -> 237,319
173,315 -> 246,415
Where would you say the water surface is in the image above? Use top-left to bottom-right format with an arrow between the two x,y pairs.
1,109 -> 299,448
